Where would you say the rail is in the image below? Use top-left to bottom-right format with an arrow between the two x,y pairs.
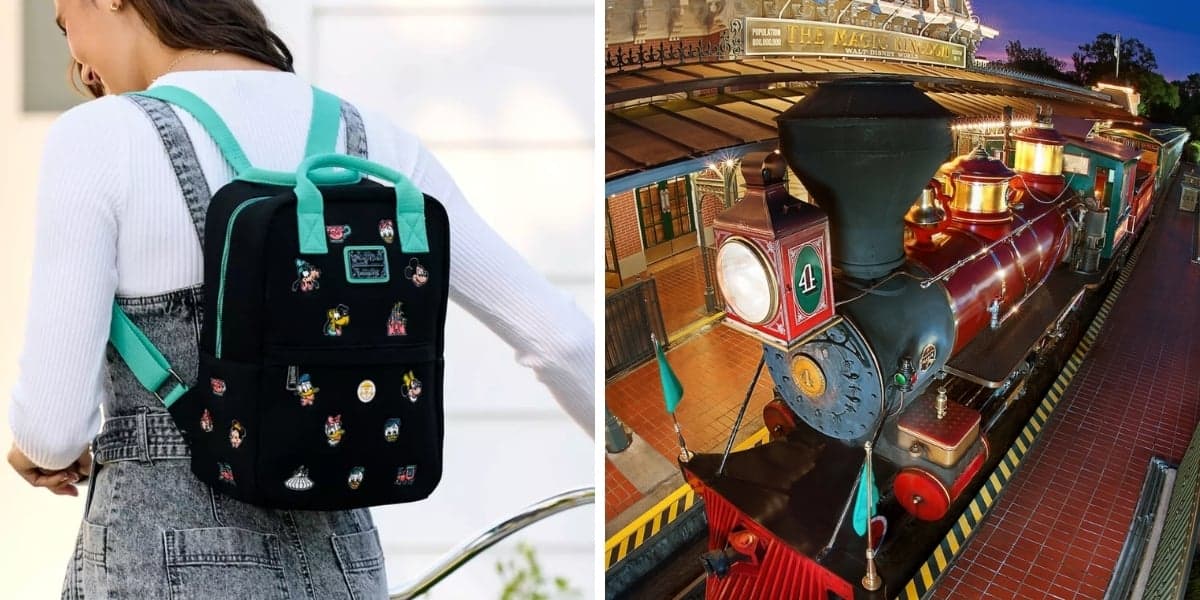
970,62 -> 1115,103
918,205 -> 1074,289
388,487 -> 594,599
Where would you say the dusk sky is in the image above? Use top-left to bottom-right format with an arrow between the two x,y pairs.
970,0 -> 1200,81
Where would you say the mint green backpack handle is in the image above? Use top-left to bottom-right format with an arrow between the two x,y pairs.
294,153 -> 429,255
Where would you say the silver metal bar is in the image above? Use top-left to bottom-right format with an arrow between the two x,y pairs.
388,487 -> 595,600
919,208 -> 1063,289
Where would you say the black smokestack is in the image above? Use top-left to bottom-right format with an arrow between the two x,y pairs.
777,78 -> 953,280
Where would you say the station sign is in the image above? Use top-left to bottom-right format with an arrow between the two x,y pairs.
744,17 -> 967,69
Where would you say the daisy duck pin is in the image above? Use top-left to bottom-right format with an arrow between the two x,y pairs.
325,415 -> 345,447
379,219 -> 395,244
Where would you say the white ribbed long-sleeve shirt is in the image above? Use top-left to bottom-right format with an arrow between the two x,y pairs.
10,70 -> 594,470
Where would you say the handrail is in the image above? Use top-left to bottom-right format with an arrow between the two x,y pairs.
388,487 -> 595,599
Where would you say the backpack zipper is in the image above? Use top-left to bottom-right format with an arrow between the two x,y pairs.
216,196 -> 271,358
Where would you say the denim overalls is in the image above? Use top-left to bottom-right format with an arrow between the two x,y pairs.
61,93 -> 389,600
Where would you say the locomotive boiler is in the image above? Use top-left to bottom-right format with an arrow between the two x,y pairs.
684,78 -> 1111,599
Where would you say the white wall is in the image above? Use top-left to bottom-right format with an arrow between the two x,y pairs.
0,1 -> 595,598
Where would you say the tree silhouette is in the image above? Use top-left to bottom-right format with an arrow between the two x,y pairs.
1073,33 -> 1178,114
1000,41 -> 1075,83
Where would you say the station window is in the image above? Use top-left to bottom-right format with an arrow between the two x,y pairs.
636,177 -> 695,248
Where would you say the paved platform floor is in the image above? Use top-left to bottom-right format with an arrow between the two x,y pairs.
605,323 -> 773,531
931,177 -> 1200,599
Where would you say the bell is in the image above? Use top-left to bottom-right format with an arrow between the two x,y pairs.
906,187 -> 945,227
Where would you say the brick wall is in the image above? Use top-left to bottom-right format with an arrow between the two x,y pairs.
608,190 -> 643,260
700,192 -> 724,229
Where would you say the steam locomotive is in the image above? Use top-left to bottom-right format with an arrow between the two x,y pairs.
684,78 -> 1188,599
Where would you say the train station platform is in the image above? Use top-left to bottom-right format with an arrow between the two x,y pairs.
605,321 -> 770,534
928,168 -> 1200,599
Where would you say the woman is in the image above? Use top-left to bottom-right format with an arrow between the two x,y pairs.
6,1 -> 594,597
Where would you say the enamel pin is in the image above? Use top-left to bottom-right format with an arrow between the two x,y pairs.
210,378 -> 226,397
285,466 -> 314,491
200,409 -> 213,433
395,465 -> 417,486
387,302 -> 408,336
229,420 -> 246,449
324,304 -> 350,336
404,258 -> 430,287
326,224 -> 352,244
325,415 -> 345,447
218,463 -> 235,485
357,380 -> 376,403
384,418 -> 401,442
292,259 -> 321,293
295,373 -> 319,406
379,219 -> 395,244
403,371 -> 423,403
348,467 -> 365,490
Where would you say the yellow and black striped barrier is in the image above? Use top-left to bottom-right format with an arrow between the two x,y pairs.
604,427 -> 771,570
897,214 -> 1148,600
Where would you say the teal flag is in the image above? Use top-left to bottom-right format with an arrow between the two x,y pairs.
654,336 -> 684,414
852,460 -> 880,536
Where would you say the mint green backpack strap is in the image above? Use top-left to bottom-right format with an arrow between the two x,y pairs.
131,86 -> 253,176
305,87 -> 344,158
108,302 -> 188,408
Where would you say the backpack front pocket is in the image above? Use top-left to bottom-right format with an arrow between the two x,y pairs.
256,344 -> 444,510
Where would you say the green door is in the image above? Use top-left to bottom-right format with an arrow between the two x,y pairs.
636,177 -> 696,263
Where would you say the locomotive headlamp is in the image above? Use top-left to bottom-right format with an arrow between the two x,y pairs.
716,238 -> 778,324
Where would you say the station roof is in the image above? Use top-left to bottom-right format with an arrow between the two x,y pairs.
1051,116 -> 1141,162
606,57 -> 1136,186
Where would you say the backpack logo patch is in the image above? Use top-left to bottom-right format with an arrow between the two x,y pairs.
345,246 -> 389,284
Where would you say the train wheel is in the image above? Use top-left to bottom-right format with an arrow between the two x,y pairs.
764,399 -> 797,441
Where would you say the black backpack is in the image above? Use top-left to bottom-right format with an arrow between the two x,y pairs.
108,85 -> 449,510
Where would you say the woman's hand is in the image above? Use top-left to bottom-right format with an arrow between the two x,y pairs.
6,444 -> 92,497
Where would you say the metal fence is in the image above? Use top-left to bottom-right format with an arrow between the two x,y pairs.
605,279 -> 668,380
701,245 -> 726,313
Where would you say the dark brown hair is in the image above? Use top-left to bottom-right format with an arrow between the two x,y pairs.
70,0 -> 294,98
